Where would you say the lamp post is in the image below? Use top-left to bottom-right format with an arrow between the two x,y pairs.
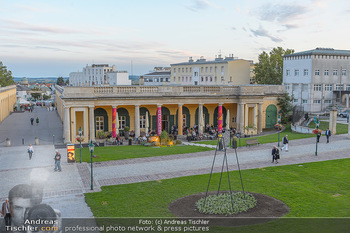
78,127 -> 83,163
89,140 -> 95,190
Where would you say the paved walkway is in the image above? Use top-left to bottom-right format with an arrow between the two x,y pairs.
1,107 -> 350,220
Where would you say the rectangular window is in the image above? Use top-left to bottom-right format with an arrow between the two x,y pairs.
324,100 -> 332,104
314,84 -> 322,91
294,99 -> 298,103
313,100 -> 321,104
190,67 -> 192,72
285,84 -> 290,90
347,84 -> 350,91
221,66 -> 224,73
286,69 -> 290,76
210,67 -> 212,72
304,69 -> 308,76
186,67 -> 188,72
325,84 -> 333,91
302,99 -> 308,104
324,69 -> 329,76
336,84 -> 343,90
294,69 -> 299,76
174,68 -> 176,74
119,116 -> 126,129
342,69 -> 347,76
178,68 -> 180,72
140,115 -> 145,129
201,77 -> 204,82
201,67 -> 203,72
333,69 -> 338,76
315,69 -> 320,75
96,116 -> 104,131
205,67 -> 208,72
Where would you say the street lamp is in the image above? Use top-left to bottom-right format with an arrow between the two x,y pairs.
78,127 -> 83,163
89,140 -> 95,190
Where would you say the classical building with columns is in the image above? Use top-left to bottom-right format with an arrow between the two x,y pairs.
55,85 -> 284,144
0,85 -> 17,123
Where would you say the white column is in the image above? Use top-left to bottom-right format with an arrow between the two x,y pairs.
258,103 -> 263,133
64,106 -> 70,143
89,106 -> 95,141
135,105 -> 140,138
239,103 -> 245,133
198,104 -> 203,134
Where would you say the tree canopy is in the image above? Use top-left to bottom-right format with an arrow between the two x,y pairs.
0,61 -> 15,87
277,93 -> 294,124
254,47 -> 294,85
56,76 -> 65,86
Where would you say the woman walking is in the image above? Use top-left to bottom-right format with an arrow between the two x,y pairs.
27,144 -> 34,160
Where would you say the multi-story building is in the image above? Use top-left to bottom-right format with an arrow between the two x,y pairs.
0,85 -> 17,123
141,67 -> 171,86
69,64 -> 131,86
283,48 -> 350,113
170,55 -> 251,85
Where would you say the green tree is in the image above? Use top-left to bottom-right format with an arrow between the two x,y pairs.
254,47 -> 294,84
0,61 -> 15,87
65,79 -> 69,86
56,76 -> 65,86
277,93 -> 294,124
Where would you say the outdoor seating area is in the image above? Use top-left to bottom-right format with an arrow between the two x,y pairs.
245,138 -> 260,146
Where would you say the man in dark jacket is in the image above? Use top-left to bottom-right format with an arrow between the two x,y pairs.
325,128 -> 331,143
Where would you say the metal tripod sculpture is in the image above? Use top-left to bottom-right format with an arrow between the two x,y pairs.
202,135 -> 246,210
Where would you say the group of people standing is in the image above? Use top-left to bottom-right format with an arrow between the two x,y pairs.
26,144 -> 62,171
30,117 -> 39,126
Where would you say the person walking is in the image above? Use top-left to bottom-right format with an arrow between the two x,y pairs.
1,198 -> 11,228
325,128 -> 331,143
317,132 -> 321,143
30,117 -> 34,125
54,150 -> 62,172
281,135 -> 289,152
27,144 -> 34,160
272,145 -> 280,164
36,117 -> 39,126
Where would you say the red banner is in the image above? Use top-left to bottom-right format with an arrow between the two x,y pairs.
157,107 -> 162,135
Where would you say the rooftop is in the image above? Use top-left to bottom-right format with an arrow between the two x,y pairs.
284,48 -> 350,57
144,71 -> 171,76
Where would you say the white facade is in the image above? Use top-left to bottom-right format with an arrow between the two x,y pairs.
69,64 -> 131,86
142,67 -> 171,86
283,48 -> 350,113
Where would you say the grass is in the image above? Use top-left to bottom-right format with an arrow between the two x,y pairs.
77,145 -> 214,163
85,158 -> 350,232
308,120 -> 348,134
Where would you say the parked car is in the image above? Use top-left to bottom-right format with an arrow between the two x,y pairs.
339,110 -> 350,118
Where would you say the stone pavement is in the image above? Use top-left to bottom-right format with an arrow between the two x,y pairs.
1,106 -> 350,220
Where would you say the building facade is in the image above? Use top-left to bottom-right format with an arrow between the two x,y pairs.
56,85 -> 284,144
142,67 -> 171,86
283,48 -> 350,113
69,64 -> 131,86
0,85 -> 17,123
170,55 -> 251,86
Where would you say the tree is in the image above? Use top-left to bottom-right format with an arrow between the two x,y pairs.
254,47 -> 294,84
277,93 -> 294,124
65,79 -> 69,86
56,76 -> 65,86
0,61 -> 15,87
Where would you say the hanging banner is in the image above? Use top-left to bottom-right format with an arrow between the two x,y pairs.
157,107 -> 162,135
218,105 -> 223,132
112,108 -> 117,138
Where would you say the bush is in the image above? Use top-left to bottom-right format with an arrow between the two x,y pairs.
176,140 -> 182,145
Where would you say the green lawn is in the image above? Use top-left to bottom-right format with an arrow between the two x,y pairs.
308,120 -> 348,134
85,158 -> 350,232
76,145 -> 214,163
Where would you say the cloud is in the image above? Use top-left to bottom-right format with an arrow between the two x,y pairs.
187,0 -> 222,12
250,26 -> 283,43
257,3 -> 308,23
231,27 -> 236,30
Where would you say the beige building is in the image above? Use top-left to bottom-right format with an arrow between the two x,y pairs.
0,85 -> 17,123
170,55 -> 251,86
56,85 -> 284,144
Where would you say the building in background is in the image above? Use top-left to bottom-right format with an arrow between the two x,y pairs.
142,67 -> 171,86
170,55 -> 251,85
283,48 -> 350,113
69,64 -> 131,86
0,85 -> 17,123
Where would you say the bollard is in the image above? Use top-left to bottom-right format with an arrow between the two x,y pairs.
35,137 -> 39,145
6,138 -> 11,147
22,138 -> 24,145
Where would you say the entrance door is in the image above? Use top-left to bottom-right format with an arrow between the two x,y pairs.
265,105 -> 277,128
162,115 -> 169,132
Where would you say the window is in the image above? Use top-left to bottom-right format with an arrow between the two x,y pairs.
140,115 -> 145,129
182,68 -> 184,72
221,66 -> 224,73
294,69 -> 299,76
315,69 -> 320,75
205,77 -> 208,82
194,72 -> 198,76
160,78 -> 163,82
314,84 -> 322,91
210,67 -> 212,72
201,67 -> 203,72
304,69 -> 308,76
324,100 -> 332,104
186,77 -> 188,82
333,69 -> 338,76
190,67 -> 192,72
286,69 -> 290,76
215,67 -> 217,72
119,116 -> 126,129
302,99 -> 308,104
221,76 -> 224,82
313,100 -> 321,104
201,77 -> 204,82
215,77 -> 217,82
294,99 -> 298,103
210,77 -> 213,82
324,69 -> 329,76
342,69 -> 347,76
174,68 -> 176,74
285,84 -> 290,90
347,84 -> 350,91
182,77 -> 184,82
96,116 -> 104,131
186,67 -> 188,72
205,67 -> 208,72
336,84 -> 343,90
325,84 -> 333,91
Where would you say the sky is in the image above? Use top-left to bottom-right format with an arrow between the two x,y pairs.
1,0 -> 350,77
